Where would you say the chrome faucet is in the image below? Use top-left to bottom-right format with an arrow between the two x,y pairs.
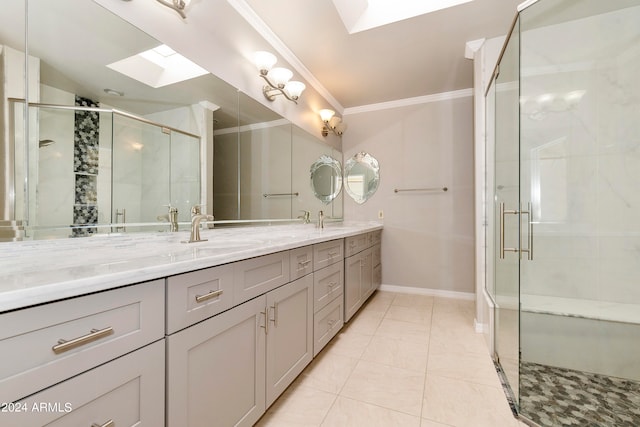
317,210 -> 324,229
298,210 -> 311,224
157,205 -> 179,232
186,205 -> 214,243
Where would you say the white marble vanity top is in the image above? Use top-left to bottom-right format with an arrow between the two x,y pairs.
0,221 -> 382,312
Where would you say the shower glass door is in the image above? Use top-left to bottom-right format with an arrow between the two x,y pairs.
492,16 -> 521,405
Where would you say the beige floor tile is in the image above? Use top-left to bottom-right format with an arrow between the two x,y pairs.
323,330 -> 373,359
361,293 -> 394,313
375,317 -> 430,343
361,335 -> 429,373
429,324 -> 489,356
426,352 -> 502,388
294,351 -> 359,394
322,396 -> 421,427
256,384 -> 337,427
343,309 -> 385,335
420,419 -> 453,427
340,360 -> 425,416
423,374 -> 519,427
392,293 -> 434,309
385,304 -> 433,325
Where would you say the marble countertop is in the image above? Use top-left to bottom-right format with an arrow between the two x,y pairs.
0,221 -> 382,313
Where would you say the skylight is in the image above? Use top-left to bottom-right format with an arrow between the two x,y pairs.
107,44 -> 208,88
332,0 -> 475,34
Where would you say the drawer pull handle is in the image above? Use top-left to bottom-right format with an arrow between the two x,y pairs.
53,327 -> 114,355
327,281 -> 338,289
270,302 -> 279,327
328,319 -> 337,328
328,251 -> 338,257
298,260 -> 311,268
92,420 -> 115,427
195,289 -> 223,303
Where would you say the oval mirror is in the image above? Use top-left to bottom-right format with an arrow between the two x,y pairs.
344,152 -> 379,204
310,155 -> 343,204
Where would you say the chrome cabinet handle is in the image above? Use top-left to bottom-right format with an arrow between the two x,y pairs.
92,420 -> 115,427
328,319 -> 336,328
260,307 -> 270,335
327,281 -> 338,291
53,327 -> 114,355
195,289 -> 223,303
270,302 -> 279,327
499,202 -> 519,259
328,251 -> 338,257
298,259 -> 311,268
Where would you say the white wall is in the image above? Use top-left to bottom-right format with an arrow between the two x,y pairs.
342,93 -> 475,295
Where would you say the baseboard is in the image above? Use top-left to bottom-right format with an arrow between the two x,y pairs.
378,284 -> 475,301
474,319 -> 485,333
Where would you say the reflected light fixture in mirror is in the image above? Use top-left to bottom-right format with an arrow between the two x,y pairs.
253,51 -> 306,104
319,109 -> 347,137
155,0 -> 191,18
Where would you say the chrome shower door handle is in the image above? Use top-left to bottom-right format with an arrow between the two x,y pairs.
520,203 -> 533,260
499,202 -> 519,259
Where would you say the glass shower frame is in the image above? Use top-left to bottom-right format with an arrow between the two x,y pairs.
487,0 -> 640,424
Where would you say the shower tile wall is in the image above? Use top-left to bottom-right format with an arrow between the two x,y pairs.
518,5 -> 640,305
72,95 -> 99,236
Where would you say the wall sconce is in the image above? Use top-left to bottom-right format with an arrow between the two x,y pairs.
253,51 -> 306,104
156,0 -> 191,18
319,109 -> 347,137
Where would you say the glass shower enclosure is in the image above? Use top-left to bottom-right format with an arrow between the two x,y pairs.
486,0 -> 640,425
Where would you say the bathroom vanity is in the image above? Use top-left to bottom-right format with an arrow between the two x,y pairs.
0,222 -> 381,427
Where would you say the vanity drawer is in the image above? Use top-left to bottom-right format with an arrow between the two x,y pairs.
313,296 -> 343,356
3,340 -> 165,427
0,280 -> 164,404
167,264 -> 235,334
345,234 -> 369,257
290,246 -> 314,280
313,239 -> 344,270
233,251 -> 290,305
313,261 -> 344,312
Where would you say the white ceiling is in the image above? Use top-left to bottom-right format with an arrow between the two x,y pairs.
242,0 -> 523,109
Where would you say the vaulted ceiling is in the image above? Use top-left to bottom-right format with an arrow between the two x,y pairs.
242,0 -> 522,109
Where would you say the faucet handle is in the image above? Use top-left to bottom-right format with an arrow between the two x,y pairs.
190,204 -> 205,215
163,204 -> 178,213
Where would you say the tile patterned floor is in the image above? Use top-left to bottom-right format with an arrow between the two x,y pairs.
255,291 -> 527,427
519,362 -> 640,427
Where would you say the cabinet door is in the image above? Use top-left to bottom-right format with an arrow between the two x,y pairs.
265,275 -> 313,407
344,255 -> 363,322
167,296 -> 267,427
3,340 -> 165,427
361,248 -> 375,300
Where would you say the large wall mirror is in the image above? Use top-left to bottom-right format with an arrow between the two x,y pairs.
0,0 -> 341,240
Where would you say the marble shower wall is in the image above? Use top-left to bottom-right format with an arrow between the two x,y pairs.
519,5 -> 640,305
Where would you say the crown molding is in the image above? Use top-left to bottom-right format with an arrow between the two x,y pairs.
344,88 -> 473,115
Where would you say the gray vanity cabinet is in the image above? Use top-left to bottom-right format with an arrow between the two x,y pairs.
344,231 -> 382,322
166,295 -> 267,427
265,274 -> 314,407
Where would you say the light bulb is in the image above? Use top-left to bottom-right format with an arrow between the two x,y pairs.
253,51 -> 277,74
319,109 -> 335,122
285,81 -> 306,99
267,67 -> 293,88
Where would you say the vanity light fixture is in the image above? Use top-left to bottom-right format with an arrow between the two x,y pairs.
319,109 -> 347,137
253,51 -> 306,104
156,0 -> 191,19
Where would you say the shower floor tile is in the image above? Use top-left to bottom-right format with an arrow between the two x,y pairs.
519,362 -> 640,426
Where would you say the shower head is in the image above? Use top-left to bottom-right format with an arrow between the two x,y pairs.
39,139 -> 55,148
